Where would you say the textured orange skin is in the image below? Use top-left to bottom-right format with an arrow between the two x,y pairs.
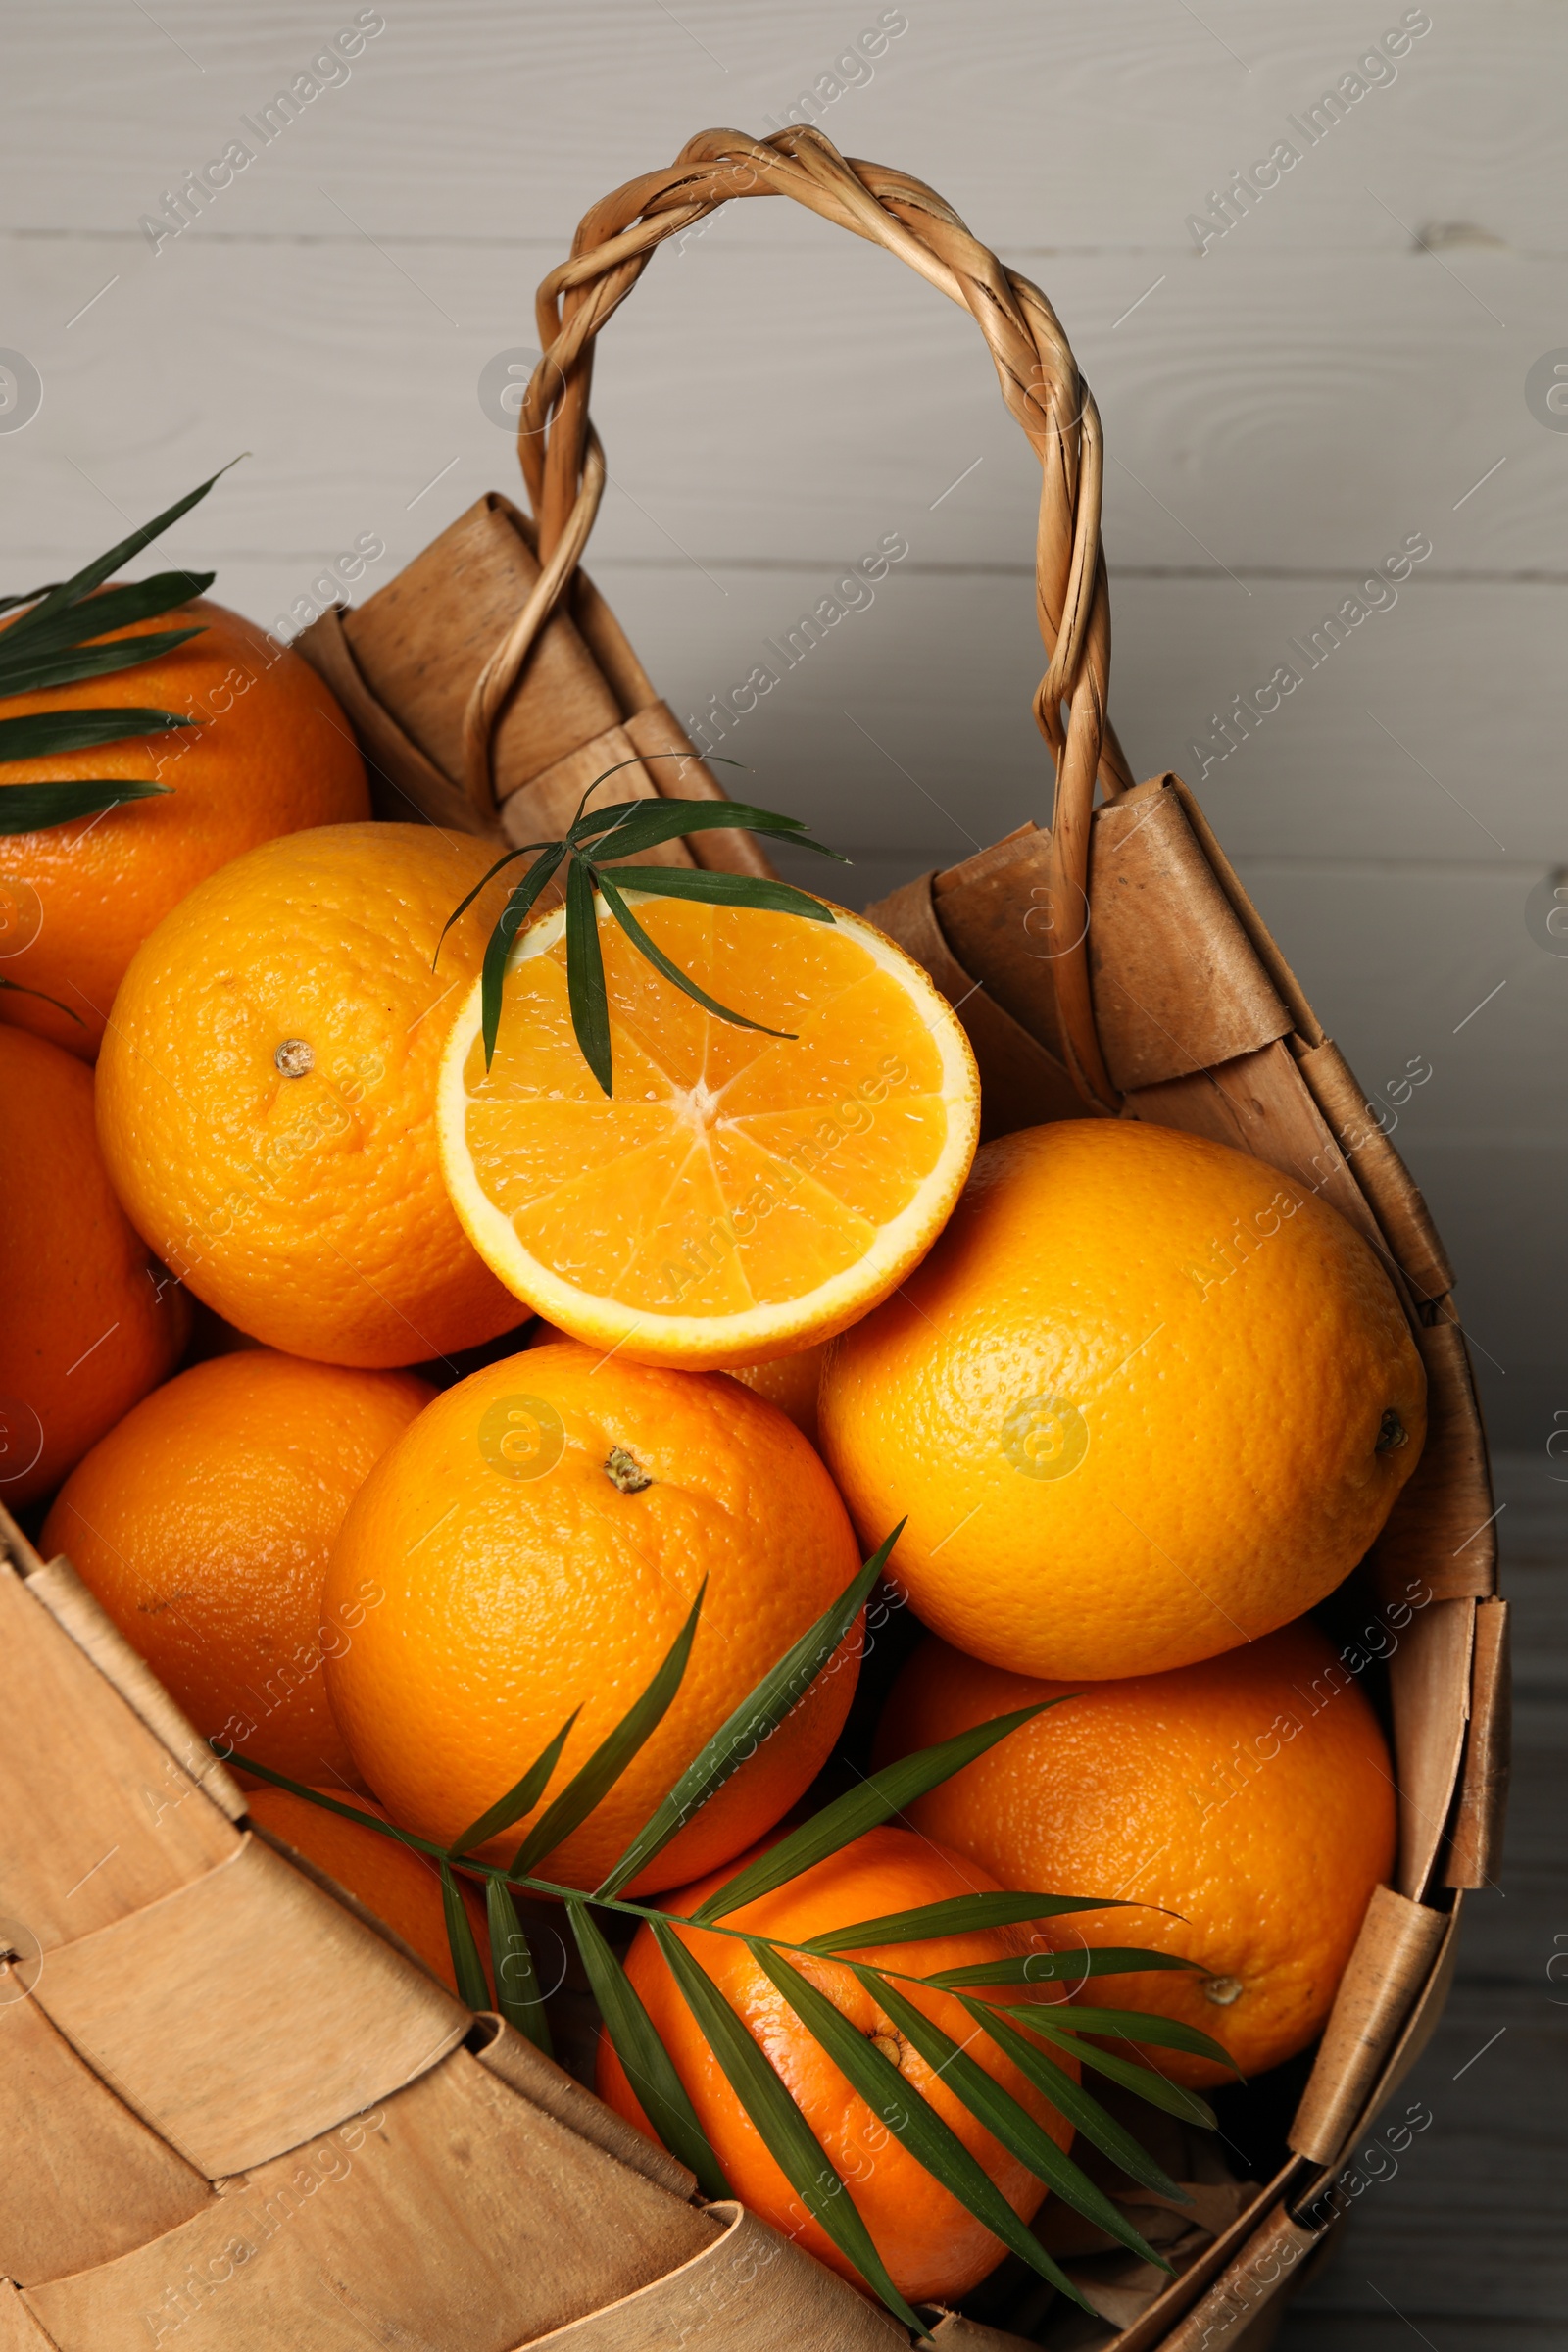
819,1121 -> 1426,1681
246,1785 -> 489,1996
0,1025 -> 187,1505
725,1343 -> 827,1445
0,599 -> 368,1057
598,1827 -> 1078,2305
323,1341 -> 864,1893
876,1623 -> 1397,2085
94,823 -> 523,1367
43,1349 -> 432,1782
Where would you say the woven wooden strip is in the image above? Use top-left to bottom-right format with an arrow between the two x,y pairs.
1445,1596 -> 1510,1889
0,1993 -> 212,2287
32,1833 -> 467,2179
1288,1886 -> 1450,2166
0,1558 -> 238,1953
524,2200 -> 906,2351
21,2050 -> 716,2352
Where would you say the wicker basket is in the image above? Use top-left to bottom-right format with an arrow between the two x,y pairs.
2,128 -> 1506,2351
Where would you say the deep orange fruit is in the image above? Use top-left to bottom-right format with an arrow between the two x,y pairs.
42,1349 -> 433,1782
94,823 -> 524,1367
877,1621 -> 1398,2084
0,599 -> 368,1057
246,1784 -> 490,1997
820,1120 -> 1426,1680
0,1024 -> 187,1505
322,1340 -> 864,1892
598,1826 -> 1078,2304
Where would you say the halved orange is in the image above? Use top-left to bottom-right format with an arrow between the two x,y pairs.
437,894 -> 979,1368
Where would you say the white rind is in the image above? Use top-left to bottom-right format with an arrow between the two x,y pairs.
435,894 -> 980,1367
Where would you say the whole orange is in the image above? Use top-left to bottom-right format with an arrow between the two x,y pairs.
0,598 -> 368,1058
0,1024 -> 187,1505
598,1826 -> 1078,2305
94,822 -> 524,1367
42,1349 -> 433,1782
819,1121 -> 1426,1680
246,1784 -> 490,1998
876,1621 -> 1397,2084
322,1340 -> 865,1892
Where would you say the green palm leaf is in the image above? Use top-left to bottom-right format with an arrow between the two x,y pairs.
5,460 -> 236,644
448,1710 -> 579,1860
487,1877 -> 552,2053
652,1921 -> 923,2331
439,1861 -> 491,2010
564,850 -> 612,1095
692,1699 -> 1071,1925
0,708 -> 199,762
753,1940 -> 1094,2313
480,840 -> 565,1064
856,1968 -> 1167,2271
926,1948 -> 1199,1991
509,1580 -> 706,1877
596,1530 -> 901,1901
593,867 -> 837,918
597,869 -> 800,1062
959,1996 -> 1190,2196
804,1889 -> 1123,1955
1012,2009 -> 1219,2127
0,626 -> 206,700
0,777 -> 170,834
569,1901 -> 727,2198
571,793 -> 844,863
1,568 -> 214,659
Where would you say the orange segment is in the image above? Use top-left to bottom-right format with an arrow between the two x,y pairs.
437,892 -> 980,1368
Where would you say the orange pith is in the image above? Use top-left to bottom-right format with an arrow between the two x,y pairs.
877,1623 -> 1398,2085
438,894 -> 979,1368
597,1826 -> 1079,2304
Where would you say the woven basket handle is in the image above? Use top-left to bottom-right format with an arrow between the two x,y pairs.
473,125 -> 1133,1112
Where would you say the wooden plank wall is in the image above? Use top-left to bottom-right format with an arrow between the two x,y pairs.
3,10 -> 1564,2344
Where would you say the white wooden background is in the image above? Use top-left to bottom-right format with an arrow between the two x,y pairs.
3,10 -> 1563,2339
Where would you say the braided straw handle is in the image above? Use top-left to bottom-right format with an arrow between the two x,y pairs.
472,125 -> 1135,1113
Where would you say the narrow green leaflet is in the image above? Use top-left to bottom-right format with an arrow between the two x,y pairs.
596,1532 -> 901,1901
234,1755 -> 453,1860
1013,2010 -> 1218,2128
510,1581 -> 706,1876
480,840 -> 565,1064
0,708 -> 199,762
0,778 -> 170,835
653,1921 -> 923,2332
439,1862 -> 492,2011
858,1969 -> 1166,2273
694,1699 -> 1070,1925
564,850 -> 612,1095
569,1902 -> 727,2199
0,627 -> 206,702
5,568 -> 215,661
925,1948 -> 1199,1992
575,795 -> 845,862
599,868 -> 796,1042
593,867 -> 836,918
804,1889 -> 1123,1956
448,1711 -> 579,1861
961,1996 -> 1188,2198
4,461 -> 237,645
753,1941 -> 1092,2314
1022,2001 -> 1236,2067
486,1877 -> 553,2054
